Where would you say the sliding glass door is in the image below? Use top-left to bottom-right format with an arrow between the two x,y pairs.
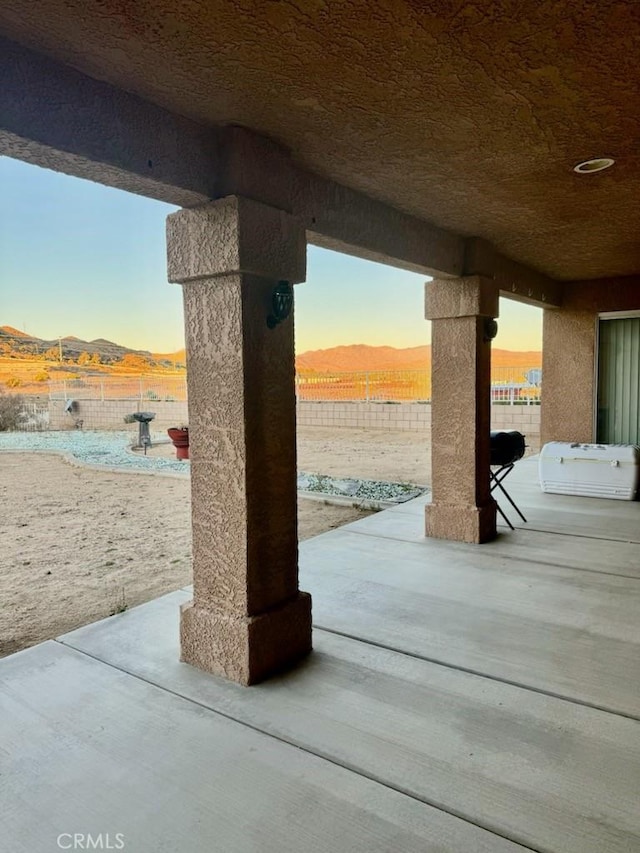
597,316 -> 640,445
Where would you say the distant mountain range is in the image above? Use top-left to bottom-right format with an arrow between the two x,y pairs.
1,327 -> 541,373
0,326 -> 185,366
295,344 -> 542,372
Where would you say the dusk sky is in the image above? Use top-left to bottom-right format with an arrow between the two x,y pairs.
0,157 -> 542,353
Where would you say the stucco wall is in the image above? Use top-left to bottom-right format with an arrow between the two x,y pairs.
541,277 -> 640,445
542,308 -> 596,444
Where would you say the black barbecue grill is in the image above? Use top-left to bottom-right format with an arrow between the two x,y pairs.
490,430 -> 527,530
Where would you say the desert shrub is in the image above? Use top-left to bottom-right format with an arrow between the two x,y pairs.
5,376 -> 22,388
0,390 -> 26,431
34,370 -> 49,382
119,353 -> 151,370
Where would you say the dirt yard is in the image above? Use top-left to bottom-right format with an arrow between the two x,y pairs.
298,426 -> 431,484
1,427 -> 429,656
149,426 -> 432,484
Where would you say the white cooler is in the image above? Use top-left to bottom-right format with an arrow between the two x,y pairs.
539,442 -> 640,500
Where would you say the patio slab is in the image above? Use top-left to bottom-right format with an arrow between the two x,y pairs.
1,641 -> 525,853
494,456 -> 640,541
342,510 -> 640,577
387,457 -> 640,541
2,458 -> 639,853
301,529 -> 640,718
58,591 -> 640,853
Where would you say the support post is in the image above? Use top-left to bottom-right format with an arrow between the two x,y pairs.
424,276 -> 499,544
167,196 -> 312,684
541,304 -> 596,444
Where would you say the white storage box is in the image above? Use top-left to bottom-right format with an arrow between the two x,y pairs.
539,442 -> 640,500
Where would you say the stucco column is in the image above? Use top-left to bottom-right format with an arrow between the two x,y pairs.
425,276 -> 499,544
166,196 -> 312,685
541,305 -> 596,445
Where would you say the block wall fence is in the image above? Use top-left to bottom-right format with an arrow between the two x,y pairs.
297,402 -> 540,448
48,399 -> 189,432
47,399 -> 541,447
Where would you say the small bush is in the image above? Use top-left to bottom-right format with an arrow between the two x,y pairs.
0,390 -> 26,431
5,376 -> 22,388
34,370 -> 49,382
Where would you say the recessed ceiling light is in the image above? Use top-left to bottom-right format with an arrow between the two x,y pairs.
573,157 -> 615,174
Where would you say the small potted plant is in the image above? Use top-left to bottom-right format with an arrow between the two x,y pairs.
167,425 -> 189,460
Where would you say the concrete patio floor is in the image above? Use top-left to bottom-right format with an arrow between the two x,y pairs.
2,457 -> 639,852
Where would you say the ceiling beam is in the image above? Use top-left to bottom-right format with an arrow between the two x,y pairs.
0,36 -> 218,208
1,37 -> 465,278
561,277 -> 640,312
213,125 -> 465,276
302,171 -> 464,277
464,238 -> 563,308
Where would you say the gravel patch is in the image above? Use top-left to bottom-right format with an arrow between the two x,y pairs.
0,430 -> 188,475
0,432 -> 427,504
298,471 -> 424,504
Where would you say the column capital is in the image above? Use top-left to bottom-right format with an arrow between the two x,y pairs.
167,195 -> 306,284
425,275 -> 499,320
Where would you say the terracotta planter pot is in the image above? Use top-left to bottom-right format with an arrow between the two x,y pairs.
167,428 -> 189,460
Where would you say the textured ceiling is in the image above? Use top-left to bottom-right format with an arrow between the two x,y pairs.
1,0 -> 638,280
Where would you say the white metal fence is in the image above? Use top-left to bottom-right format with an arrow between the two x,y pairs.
18,401 -> 50,431
490,366 -> 542,406
48,375 -> 188,402
47,367 -> 541,406
295,370 -> 432,402
296,366 -> 541,404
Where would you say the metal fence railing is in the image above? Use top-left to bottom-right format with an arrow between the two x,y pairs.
47,367 -> 541,406
296,367 -> 541,404
18,401 -> 50,431
48,375 -> 188,402
489,366 -> 542,405
295,370 -> 432,402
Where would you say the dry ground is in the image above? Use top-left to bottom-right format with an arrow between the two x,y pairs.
150,426 -> 432,484
298,426 -> 431,483
1,427 -> 429,656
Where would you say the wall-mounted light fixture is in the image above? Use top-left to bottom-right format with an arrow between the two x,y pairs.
267,281 -> 293,329
483,318 -> 498,342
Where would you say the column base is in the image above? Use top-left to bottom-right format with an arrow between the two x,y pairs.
180,592 -> 312,685
425,501 -> 497,544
